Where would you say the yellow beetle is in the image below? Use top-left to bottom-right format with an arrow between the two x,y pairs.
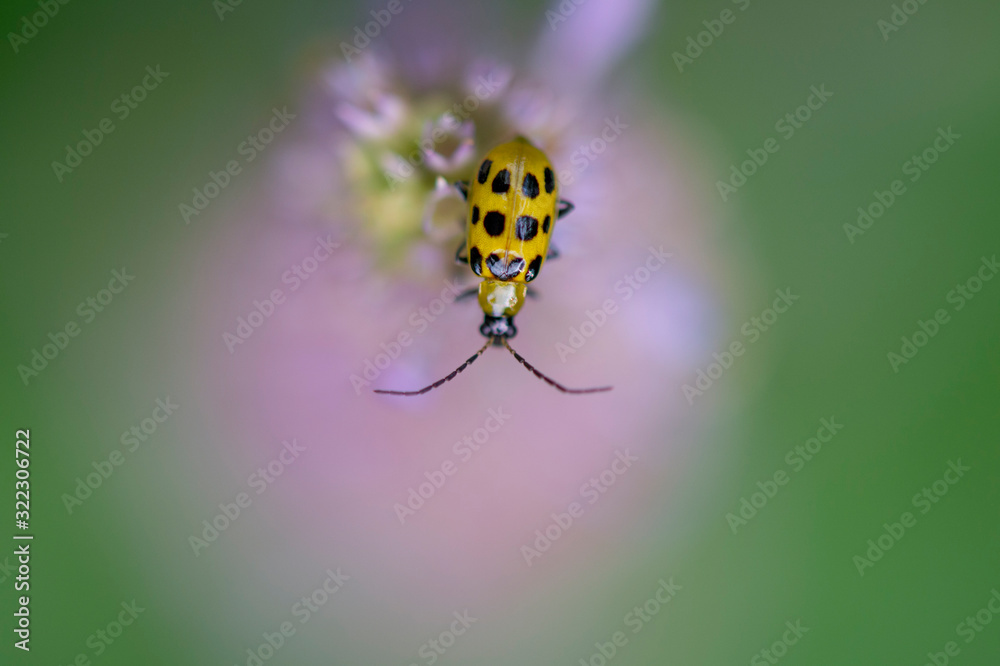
375,137 -> 611,396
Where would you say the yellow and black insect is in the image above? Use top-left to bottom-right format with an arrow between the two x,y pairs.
375,137 -> 611,396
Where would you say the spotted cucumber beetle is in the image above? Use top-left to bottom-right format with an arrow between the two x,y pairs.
375,137 -> 611,396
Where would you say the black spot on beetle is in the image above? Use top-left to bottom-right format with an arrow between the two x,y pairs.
483,211 -> 505,236
544,167 -> 555,194
471,205 -> 480,224
542,215 -> 551,233
525,255 -> 543,282
477,159 -> 493,184
522,173 -> 540,198
492,169 -> 511,194
487,254 -> 525,280
469,246 -> 483,276
515,215 -> 539,241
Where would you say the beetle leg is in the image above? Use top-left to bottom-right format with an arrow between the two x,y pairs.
454,240 -> 468,265
557,199 -> 575,218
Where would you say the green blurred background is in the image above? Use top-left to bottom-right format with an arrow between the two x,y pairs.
1,0 -> 998,664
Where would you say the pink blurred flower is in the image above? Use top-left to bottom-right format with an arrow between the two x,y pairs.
195,0 -> 731,659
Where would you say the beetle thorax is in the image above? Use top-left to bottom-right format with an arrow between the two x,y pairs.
478,280 -> 526,318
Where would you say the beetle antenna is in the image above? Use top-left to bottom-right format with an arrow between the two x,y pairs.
501,339 -> 612,394
374,339 -> 492,396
